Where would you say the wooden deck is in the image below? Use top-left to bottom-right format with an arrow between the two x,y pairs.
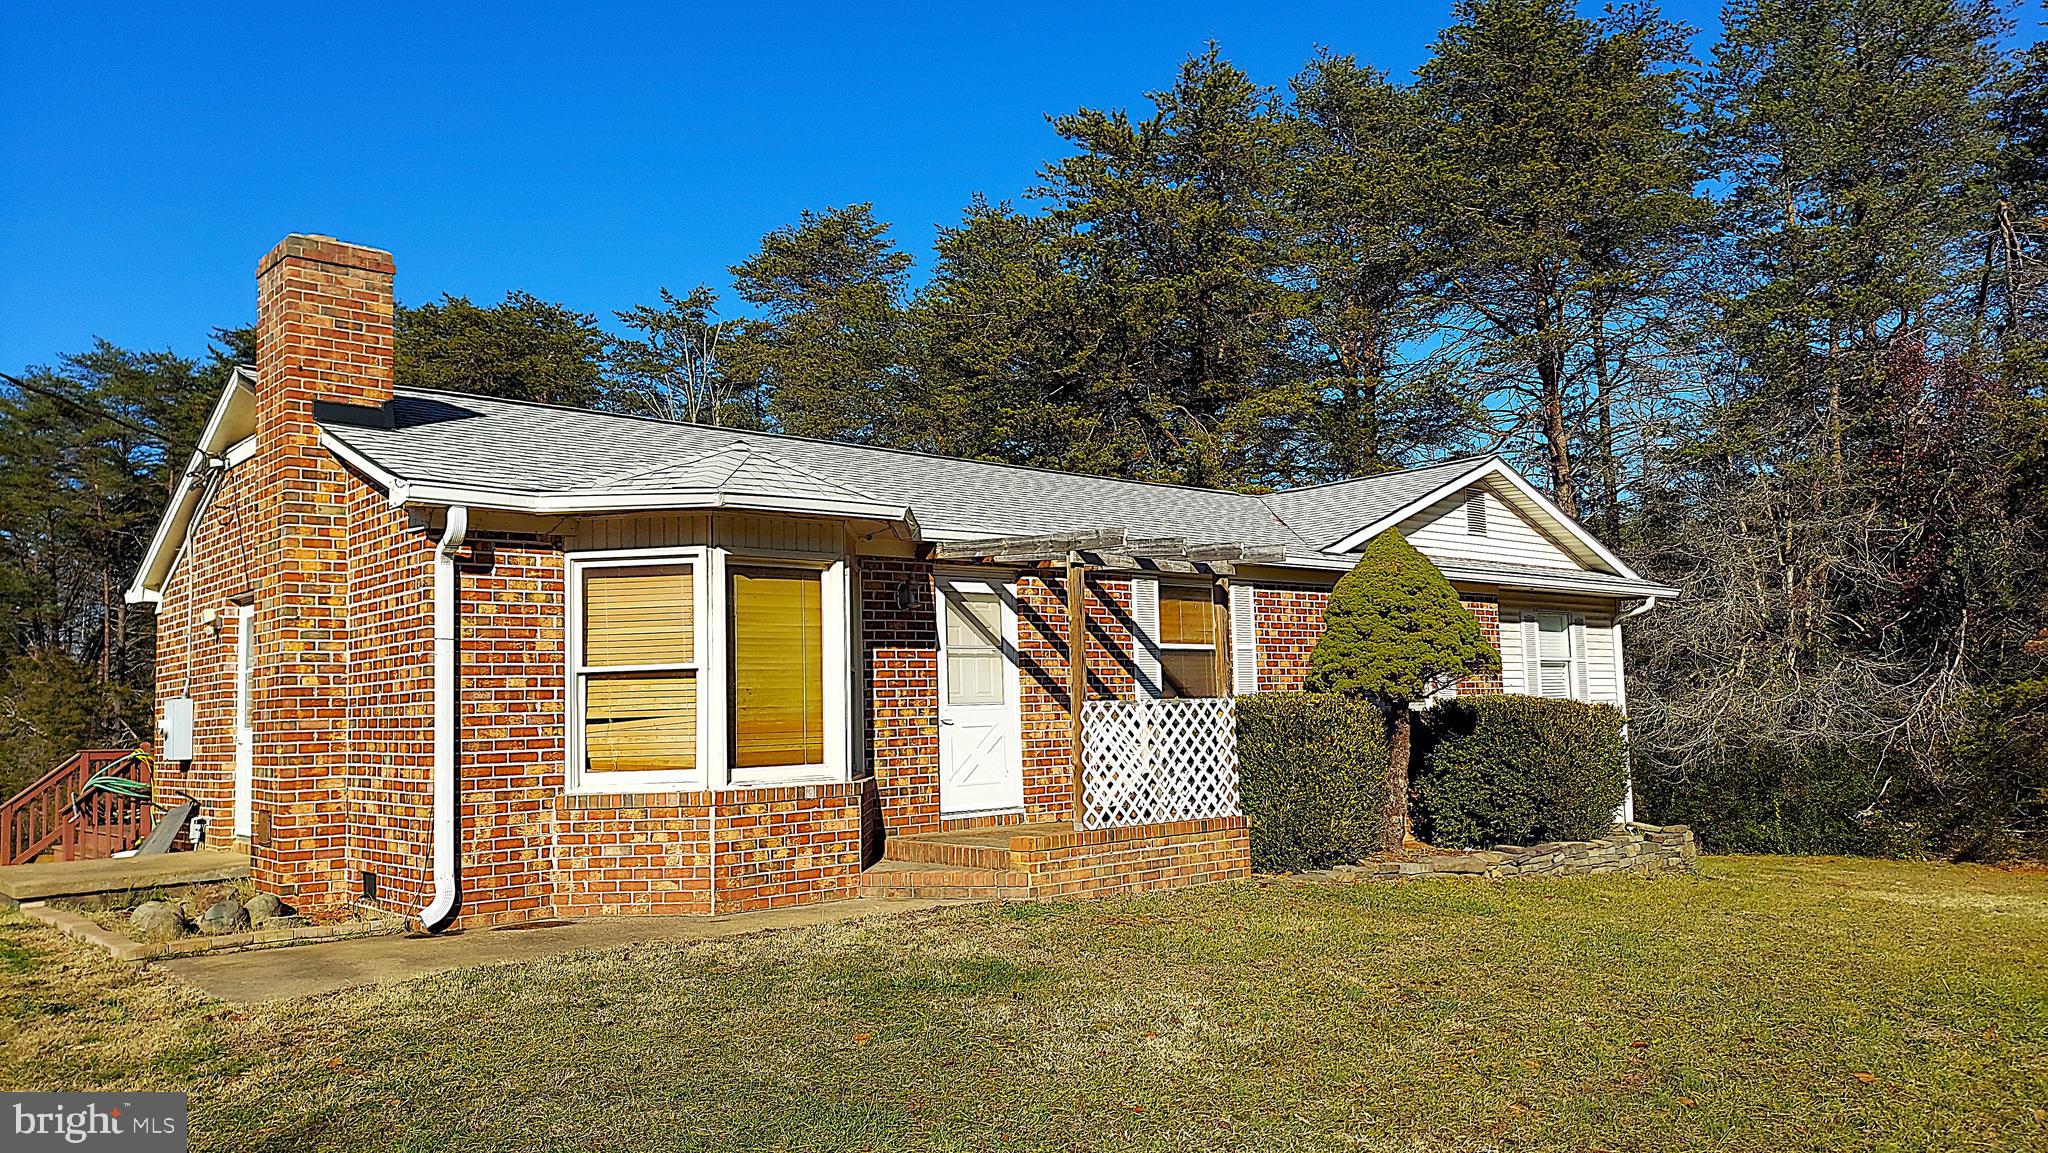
0,849 -> 248,907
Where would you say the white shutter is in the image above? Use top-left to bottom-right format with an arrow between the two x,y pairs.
1131,577 -> 1162,698
1520,615 -> 1542,697
1229,582 -> 1259,695
1569,615 -> 1589,701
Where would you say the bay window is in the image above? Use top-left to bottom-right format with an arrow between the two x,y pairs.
567,546 -> 847,793
575,561 -> 703,785
729,566 -> 827,771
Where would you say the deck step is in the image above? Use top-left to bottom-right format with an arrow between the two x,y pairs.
856,859 -> 1030,901
880,835 -> 1016,871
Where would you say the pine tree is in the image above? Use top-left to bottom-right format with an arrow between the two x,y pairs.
1035,46 -> 1300,487
1307,530 -> 1499,845
395,292 -> 610,407
1413,0 -> 1704,522
1284,52 -> 1465,479
723,204 -> 912,443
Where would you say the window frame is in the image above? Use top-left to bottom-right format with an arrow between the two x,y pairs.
936,580 -> 1011,710
1530,610 -> 1584,701
1154,580 -> 1223,700
564,547 -> 712,794
724,556 -> 846,784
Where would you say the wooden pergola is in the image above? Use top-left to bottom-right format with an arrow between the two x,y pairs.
927,530 -> 1284,822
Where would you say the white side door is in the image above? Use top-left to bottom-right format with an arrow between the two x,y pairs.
936,578 -> 1024,816
233,607 -> 254,838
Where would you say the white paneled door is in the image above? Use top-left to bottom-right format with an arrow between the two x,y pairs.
936,578 -> 1024,816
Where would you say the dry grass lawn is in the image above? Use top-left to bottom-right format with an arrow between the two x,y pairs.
2,855 -> 2044,1152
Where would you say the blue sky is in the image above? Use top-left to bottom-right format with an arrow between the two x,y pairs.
1,2 -> 2037,371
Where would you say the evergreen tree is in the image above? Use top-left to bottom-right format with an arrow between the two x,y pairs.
1413,0 -> 1704,522
0,340 -> 227,794
723,204 -> 912,443
1307,530 -> 1500,845
1284,52 -> 1465,479
1036,46 -> 1300,486
905,197 -> 1107,468
396,291 -> 610,407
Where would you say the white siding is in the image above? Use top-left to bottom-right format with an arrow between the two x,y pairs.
1497,594 -> 1622,707
563,512 -> 846,555
1401,485 -> 1580,569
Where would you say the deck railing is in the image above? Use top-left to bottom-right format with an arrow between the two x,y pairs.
0,749 -> 149,866
1078,697 -> 1241,830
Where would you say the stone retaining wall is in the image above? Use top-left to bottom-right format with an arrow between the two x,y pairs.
1326,823 -> 1696,882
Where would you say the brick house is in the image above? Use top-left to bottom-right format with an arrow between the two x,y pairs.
127,235 -> 1677,930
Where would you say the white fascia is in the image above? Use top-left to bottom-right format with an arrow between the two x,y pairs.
1432,561 -> 1679,600
127,367 -> 258,606
318,431 -> 921,533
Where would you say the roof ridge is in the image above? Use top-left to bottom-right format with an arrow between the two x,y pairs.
729,441 -> 884,502
389,385 -> 1299,501
591,443 -> 750,489
1258,454 -> 1499,499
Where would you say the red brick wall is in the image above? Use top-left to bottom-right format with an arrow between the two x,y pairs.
341,474 -> 435,915
152,465 -> 263,847
1008,818 -> 1250,899
554,783 -> 864,918
1251,582 -> 1333,692
860,558 -> 940,836
453,531 -> 567,926
1017,571 -> 1135,823
1458,595 -> 1504,694
248,235 -> 398,916
1251,581 -> 1503,697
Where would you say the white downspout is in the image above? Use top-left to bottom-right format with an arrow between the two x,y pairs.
419,505 -> 468,931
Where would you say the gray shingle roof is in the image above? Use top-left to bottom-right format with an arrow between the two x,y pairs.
1259,457 -> 1494,552
322,389 -> 1510,562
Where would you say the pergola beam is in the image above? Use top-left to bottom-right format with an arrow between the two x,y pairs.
930,529 -> 1291,568
932,529 -> 1125,561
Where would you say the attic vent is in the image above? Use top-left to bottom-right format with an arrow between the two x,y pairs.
1465,492 -> 1487,536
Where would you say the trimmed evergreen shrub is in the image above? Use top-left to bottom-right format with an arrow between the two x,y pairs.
1415,695 -> 1628,847
1306,529 -> 1500,845
1237,692 -> 1391,871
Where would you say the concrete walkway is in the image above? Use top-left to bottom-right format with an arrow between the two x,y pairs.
156,896 -> 954,1004
0,849 -> 247,906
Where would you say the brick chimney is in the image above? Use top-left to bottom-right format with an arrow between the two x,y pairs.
247,234 -> 396,917
254,234 -> 396,422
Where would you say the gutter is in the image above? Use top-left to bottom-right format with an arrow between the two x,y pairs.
419,505 -> 468,932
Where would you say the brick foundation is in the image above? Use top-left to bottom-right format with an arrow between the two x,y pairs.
555,783 -> 866,917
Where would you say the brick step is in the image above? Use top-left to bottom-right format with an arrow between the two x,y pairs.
857,859 -> 1030,901
879,835 -> 1016,871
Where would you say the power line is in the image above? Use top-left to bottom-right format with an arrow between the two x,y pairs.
0,369 -> 168,444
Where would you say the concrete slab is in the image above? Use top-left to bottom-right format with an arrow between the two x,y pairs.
0,849 -> 248,906
155,896 -> 956,1004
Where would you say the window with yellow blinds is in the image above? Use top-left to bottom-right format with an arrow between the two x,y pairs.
1157,583 -> 1221,699
729,566 -> 826,769
578,563 -> 698,775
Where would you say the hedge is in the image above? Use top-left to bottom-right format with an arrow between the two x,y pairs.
1414,695 -> 1628,847
1236,692 -> 1390,871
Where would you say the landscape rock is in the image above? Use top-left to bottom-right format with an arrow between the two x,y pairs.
128,901 -> 187,942
1320,826 -> 1698,885
244,892 -> 286,922
198,899 -> 250,935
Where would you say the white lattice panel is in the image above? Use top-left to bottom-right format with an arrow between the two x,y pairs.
1080,697 -> 1242,830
